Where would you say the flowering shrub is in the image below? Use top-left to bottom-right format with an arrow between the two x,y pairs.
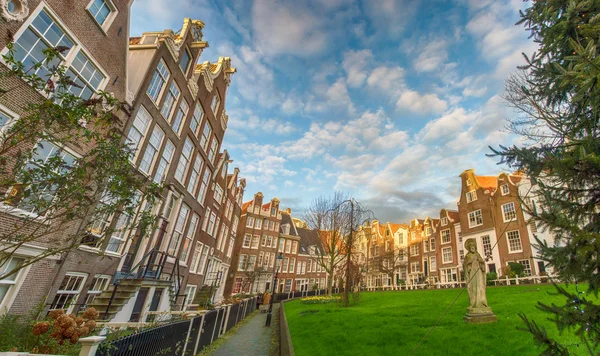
300,296 -> 340,304
29,308 -> 99,354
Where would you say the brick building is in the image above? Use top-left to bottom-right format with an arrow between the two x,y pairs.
224,193 -> 328,296
0,0 -> 134,316
360,169 -> 554,288
0,10 -> 245,323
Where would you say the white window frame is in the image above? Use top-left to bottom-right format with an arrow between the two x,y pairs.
468,209 -> 483,228
184,284 -> 197,307
502,202 -> 517,222
466,190 -> 477,203
126,106 -> 152,162
501,184 -> 509,196
0,256 -> 29,314
84,274 -> 111,306
139,124 -> 164,175
147,58 -> 170,104
85,0 -> 118,33
442,247 -> 453,264
507,230 -> 523,253
441,217 -> 448,226
49,272 -> 88,313
174,137 -> 194,183
441,229 -> 451,244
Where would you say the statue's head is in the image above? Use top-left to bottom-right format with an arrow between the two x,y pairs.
464,238 -> 477,253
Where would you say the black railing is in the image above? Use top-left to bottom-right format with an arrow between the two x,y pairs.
97,296 -> 259,356
104,249 -> 183,320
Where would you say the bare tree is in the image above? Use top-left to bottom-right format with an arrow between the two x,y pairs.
304,192 -> 350,296
373,246 -> 408,290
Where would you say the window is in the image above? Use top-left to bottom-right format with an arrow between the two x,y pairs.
161,82 -> 180,119
442,247 -> 452,263
466,178 -> 472,186
198,245 -> 210,275
269,221 -> 275,231
0,109 -> 14,129
246,217 -> 255,228
284,279 -> 292,293
153,139 -> 175,183
481,235 -> 492,258
208,139 -> 218,164
441,229 -> 451,244
301,261 -> 306,274
430,237 -> 436,251
214,185 -> 224,204
207,211 -> 217,236
410,262 -> 420,273
49,273 -> 87,312
233,277 -> 243,294
184,284 -> 197,307
411,232 -> 416,240
174,138 -> 193,183
0,257 -> 25,310
282,258 -> 289,273
459,250 -> 464,261
501,184 -> 509,196
254,219 -> 262,229
468,210 -> 483,228
518,260 -> 532,276
247,255 -> 257,271
87,0 -> 113,27
285,240 -> 291,253
147,59 -> 169,103
186,155 -> 203,195
292,241 -> 298,254
179,48 -> 191,74
211,91 -> 220,113
441,268 -> 457,283
502,202 -> 516,222
200,122 -> 212,152
278,239 -> 285,253
167,204 -> 189,255
139,125 -> 164,174
243,234 -> 251,248
466,190 -> 477,203
197,168 -> 211,205
410,245 -> 419,256
171,99 -> 189,134
441,217 -> 448,226
289,258 -> 295,274
126,107 -> 151,159
261,235 -> 267,247
227,237 -> 234,258
180,214 -> 198,263
189,242 -> 203,273
251,235 -> 260,249
430,256 -> 437,272
398,232 -> 404,244
238,254 -> 248,271
423,240 -> 428,253
66,52 -> 105,100
267,236 -> 273,248
84,274 -> 110,306
12,140 -> 77,214
507,230 -> 523,253
425,227 -> 431,236
190,103 -> 204,135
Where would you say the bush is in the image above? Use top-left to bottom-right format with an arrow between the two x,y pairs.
300,296 -> 340,304
486,272 -> 498,286
507,262 -> 525,278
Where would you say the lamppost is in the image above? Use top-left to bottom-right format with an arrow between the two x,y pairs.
265,251 -> 284,327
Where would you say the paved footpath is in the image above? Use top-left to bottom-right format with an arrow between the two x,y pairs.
210,303 -> 279,356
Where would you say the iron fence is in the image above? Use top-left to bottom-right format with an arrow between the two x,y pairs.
96,296 -> 258,356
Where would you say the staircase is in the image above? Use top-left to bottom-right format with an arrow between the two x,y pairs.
86,248 -> 183,322
87,279 -> 142,321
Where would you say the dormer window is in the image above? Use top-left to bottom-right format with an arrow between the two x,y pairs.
179,48 -> 192,74
211,91 -> 220,114
441,217 -> 448,226
466,178 -> 472,186
501,184 -> 509,196
271,207 -> 277,216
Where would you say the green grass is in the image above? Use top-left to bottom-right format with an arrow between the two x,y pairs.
284,285 -> 595,356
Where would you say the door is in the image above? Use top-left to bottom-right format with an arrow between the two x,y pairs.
129,287 -> 149,322
146,288 -> 164,322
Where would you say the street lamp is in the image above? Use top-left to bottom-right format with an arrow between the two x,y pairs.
265,251 -> 284,327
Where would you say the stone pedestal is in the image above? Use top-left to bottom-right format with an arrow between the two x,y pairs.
464,307 -> 498,324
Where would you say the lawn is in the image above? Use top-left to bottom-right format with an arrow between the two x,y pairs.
284,284 -> 594,356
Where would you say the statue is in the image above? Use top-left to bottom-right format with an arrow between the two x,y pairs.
463,238 -> 497,324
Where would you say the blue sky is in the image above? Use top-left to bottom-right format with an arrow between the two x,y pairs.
130,0 -> 537,223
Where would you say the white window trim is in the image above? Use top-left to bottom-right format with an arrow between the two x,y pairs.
502,202 -> 517,223
0,260 -> 31,316
85,0 -> 119,35
468,209 -> 483,228
441,229 -> 451,244
507,230 -> 523,254
442,247 -> 453,264
51,272 -> 88,313
501,184 -> 509,196
146,58 -> 170,107
1,3 -> 110,94
179,46 -> 192,75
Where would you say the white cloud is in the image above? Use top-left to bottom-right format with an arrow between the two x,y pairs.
252,0 -> 328,56
363,0 -> 418,39
306,77 -> 355,114
396,90 -> 447,115
342,49 -> 373,88
413,39 -> 448,72
367,66 -> 405,92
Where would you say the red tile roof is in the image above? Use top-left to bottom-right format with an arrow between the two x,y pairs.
241,200 -> 252,213
389,223 -> 409,232
447,210 -> 459,222
476,176 -> 498,192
